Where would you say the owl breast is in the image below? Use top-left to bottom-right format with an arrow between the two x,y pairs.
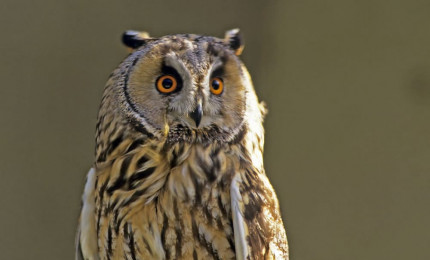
94,137 -> 246,259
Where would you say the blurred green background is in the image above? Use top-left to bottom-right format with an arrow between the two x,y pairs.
1,0 -> 429,259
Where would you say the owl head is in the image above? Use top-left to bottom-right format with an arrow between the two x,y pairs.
101,29 -> 263,145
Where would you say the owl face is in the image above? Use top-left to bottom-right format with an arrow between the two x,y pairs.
120,31 -> 249,143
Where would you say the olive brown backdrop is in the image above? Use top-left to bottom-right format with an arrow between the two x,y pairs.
1,0 -> 429,259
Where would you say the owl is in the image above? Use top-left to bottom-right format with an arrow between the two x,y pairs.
76,29 -> 288,260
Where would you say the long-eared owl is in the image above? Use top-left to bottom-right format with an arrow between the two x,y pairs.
76,29 -> 288,260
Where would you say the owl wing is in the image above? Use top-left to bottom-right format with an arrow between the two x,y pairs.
76,168 -> 100,260
231,170 -> 289,260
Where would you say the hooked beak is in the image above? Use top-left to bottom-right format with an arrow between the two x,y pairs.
189,103 -> 203,127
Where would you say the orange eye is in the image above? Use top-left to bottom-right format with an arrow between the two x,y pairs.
156,75 -> 178,93
210,77 -> 224,95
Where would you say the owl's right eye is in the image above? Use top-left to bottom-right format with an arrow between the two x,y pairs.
156,75 -> 178,93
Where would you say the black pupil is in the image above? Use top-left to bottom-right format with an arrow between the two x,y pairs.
212,79 -> 220,90
162,78 -> 173,89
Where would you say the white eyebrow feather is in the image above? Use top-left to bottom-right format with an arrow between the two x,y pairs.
164,53 -> 191,82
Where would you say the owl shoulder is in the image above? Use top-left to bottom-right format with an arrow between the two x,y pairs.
230,167 -> 289,259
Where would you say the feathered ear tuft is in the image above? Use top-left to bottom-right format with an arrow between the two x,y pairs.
122,30 -> 152,50
224,28 -> 244,56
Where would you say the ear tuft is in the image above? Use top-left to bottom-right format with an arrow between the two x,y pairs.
122,30 -> 151,49
224,28 -> 244,55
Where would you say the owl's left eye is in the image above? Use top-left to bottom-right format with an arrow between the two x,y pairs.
156,75 -> 178,93
210,77 -> 224,95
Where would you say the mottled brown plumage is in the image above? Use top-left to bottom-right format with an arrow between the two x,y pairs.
77,29 -> 288,260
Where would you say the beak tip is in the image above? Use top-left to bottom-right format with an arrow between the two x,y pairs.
189,104 -> 203,128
